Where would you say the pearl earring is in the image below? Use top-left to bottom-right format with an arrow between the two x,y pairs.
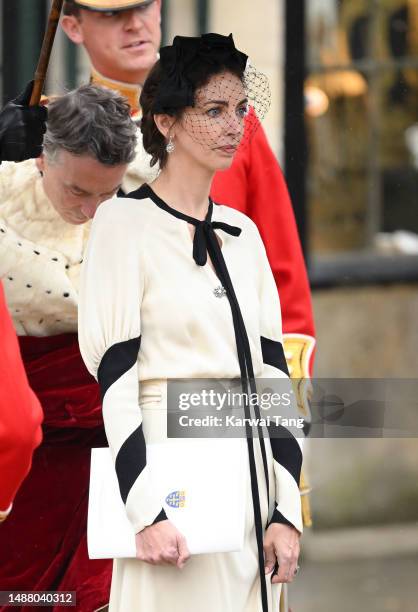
166,136 -> 175,154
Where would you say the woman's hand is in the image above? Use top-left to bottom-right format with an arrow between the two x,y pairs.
136,520 -> 191,569
263,523 -> 300,584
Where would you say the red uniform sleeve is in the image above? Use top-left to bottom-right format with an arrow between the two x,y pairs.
0,282 -> 43,513
211,124 -> 315,340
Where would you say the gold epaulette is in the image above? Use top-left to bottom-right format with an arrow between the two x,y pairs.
283,334 -> 315,378
283,333 -> 316,528
300,469 -> 313,527
283,333 -> 315,419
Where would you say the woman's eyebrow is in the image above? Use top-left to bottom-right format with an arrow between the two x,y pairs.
202,98 -> 248,106
202,99 -> 228,106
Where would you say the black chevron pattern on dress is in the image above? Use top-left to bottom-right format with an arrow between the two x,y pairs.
115,424 -> 146,504
269,426 -> 302,485
97,336 -> 141,401
98,336 -> 148,505
261,336 -> 302,485
268,504 -> 295,528
152,507 -> 168,524
260,336 -> 289,376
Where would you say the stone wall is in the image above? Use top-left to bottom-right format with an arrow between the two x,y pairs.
313,284 -> 418,378
307,284 -> 418,529
209,0 -> 285,160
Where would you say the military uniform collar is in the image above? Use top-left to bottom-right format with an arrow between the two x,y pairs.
90,66 -> 142,117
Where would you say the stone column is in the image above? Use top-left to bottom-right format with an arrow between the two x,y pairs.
165,0 -> 198,43
208,0 -> 285,160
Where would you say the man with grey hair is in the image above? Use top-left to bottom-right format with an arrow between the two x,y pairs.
0,83 -> 136,607
0,83 -> 136,335
36,84 -> 136,223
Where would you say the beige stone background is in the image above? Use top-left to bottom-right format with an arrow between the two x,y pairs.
165,0 -> 285,159
310,285 -> 418,529
209,0 -> 285,160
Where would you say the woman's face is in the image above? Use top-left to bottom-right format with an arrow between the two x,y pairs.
173,71 -> 248,172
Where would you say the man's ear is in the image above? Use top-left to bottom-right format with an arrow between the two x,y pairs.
61,15 -> 85,45
153,114 -> 176,139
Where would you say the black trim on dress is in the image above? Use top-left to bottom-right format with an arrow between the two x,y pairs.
115,424 -> 147,504
260,336 -> 290,376
269,429 -> 303,485
152,508 -> 169,525
268,505 -> 295,529
98,334 -> 167,524
97,336 -> 141,401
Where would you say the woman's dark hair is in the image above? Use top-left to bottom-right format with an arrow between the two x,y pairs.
140,58 -> 245,169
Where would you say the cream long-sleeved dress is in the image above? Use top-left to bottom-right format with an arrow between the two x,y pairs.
78,184 -> 303,612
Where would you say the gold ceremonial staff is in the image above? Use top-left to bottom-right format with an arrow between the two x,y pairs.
29,0 -> 65,106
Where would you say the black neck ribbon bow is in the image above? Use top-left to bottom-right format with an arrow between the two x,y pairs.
191,201 -> 242,266
153,33 -> 248,115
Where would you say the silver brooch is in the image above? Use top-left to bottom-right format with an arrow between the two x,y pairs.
214,285 -> 227,298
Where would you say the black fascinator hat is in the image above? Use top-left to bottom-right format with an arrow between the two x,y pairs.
153,33 -> 249,114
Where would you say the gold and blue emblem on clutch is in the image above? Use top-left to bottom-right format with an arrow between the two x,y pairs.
165,490 -> 186,508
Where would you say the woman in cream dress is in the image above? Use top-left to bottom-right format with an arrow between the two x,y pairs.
79,34 -> 303,612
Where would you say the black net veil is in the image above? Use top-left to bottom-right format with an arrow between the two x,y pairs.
151,33 -> 271,153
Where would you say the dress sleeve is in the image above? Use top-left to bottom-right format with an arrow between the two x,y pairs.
0,282 -> 43,517
78,200 -> 167,534
253,225 -> 304,535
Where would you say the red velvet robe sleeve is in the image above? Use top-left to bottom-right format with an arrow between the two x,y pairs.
0,282 -> 43,512
211,124 -> 315,342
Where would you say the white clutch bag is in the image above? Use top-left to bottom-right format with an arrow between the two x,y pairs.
87,439 -> 247,559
